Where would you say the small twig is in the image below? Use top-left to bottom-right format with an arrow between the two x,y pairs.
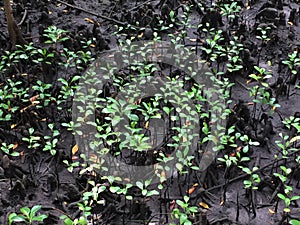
210,217 -> 229,225
42,205 -> 73,219
127,0 -> 153,12
17,8 -> 27,26
235,79 -> 250,91
203,149 -> 300,194
54,0 -> 128,27
270,182 -> 282,203
236,191 -> 239,222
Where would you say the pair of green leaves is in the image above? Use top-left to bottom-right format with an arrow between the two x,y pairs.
8,205 -> 47,225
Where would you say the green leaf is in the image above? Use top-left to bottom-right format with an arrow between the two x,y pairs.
249,141 -> 260,146
142,189 -> 147,196
136,181 -> 143,190
240,157 -> 250,162
109,186 -> 121,193
180,214 -> 188,224
33,214 -> 48,221
249,74 -> 259,80
189,206 -> 198,213
285,198 -> 291,206
291,196 -> 300,201
290,219 -> 300,225
169,10 -> 175,19
278,193 -> 286,200
20,207 -> 30,217
226,160 -> 232,168
244,180 -> 252,188
9,215 -> 27,224
284,207 -> 291,213
184,220 -> 192,225
60,215 -> 73,225
146,190 -> 159,196
242,167 -> 251,174
10,151 -> 20,157
30,205 -> 42,218
176,199 -> 184,208
191,166 -> 200,170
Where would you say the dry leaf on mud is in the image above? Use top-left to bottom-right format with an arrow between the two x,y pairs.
72,144 -> 79,155
268,208 -> 275,214
199,202 -> 210,209
30,94 -> 39,104
290,136 -> 300,143
84,18 -> 95,24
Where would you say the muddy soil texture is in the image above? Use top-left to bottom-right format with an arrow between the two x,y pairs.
1,0 -> 300,224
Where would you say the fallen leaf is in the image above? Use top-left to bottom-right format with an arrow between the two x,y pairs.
84,18 -> 95,24
144,121 -> 149,129
133,98 -> 142,105
170,200 -> 176,210
187,186 -> 196,194
199,202 -> 210,209
138,32 -> 144,38
12,143 -> 18,150
267,60 -> 272,66
185,120 -> 191,126
72,155 -> 79,161
11,124 -> 17,129
187,183 -> 198,194
90,153 -> 99,163
30,95 -> 39,103
124,178 -> 131,183
32,100 -> 40,105
268,208 -> 275,214
72,144 -> 79,155
236,146 -> 242,152
20,151 -> 25,163
290,136 -> 300,143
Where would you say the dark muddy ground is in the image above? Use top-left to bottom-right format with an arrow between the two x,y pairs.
0,0 -> 300,224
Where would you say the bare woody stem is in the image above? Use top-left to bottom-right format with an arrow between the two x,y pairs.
3,0 -> 27,49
